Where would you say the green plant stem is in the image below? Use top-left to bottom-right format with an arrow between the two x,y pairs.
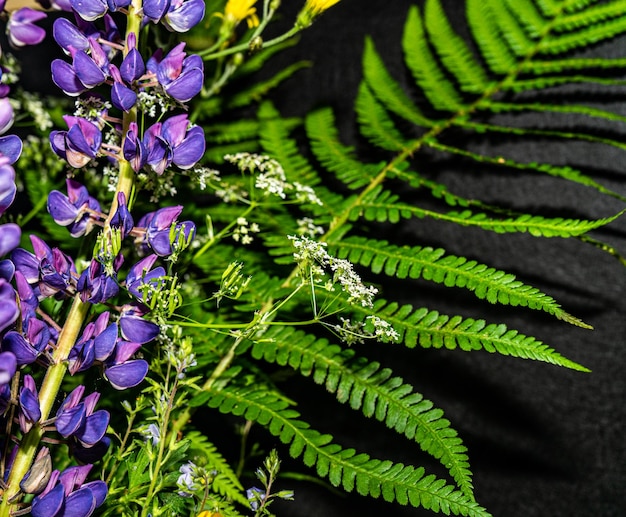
199,26 -> 300,60
0,296 -> 90,516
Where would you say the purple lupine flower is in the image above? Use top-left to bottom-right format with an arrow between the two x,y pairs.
31,464 -> 107,517
68,312 -> 117,374
161,114 -> 205,169
0,98 -> 14,135
50,116 -> 103,168
55,386 -> 110,448
125,254 -> 165,301
3,317 -> 50,366
122,122 -> 146,172
11,235 -> 77,298
163,0 -> 205,32
53,16 -> 91,53
151,43 -> 203,102
142,114 -> 205,174
0,351 -> 16,385
76,258 -> 120,304
19,374 -> 41,432
7,8 -> 47,48
51,58 -> 87,96
137,205 -> 196,257
48,179 -> 102,237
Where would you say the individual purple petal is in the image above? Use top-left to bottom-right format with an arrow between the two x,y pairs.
53,17 -> 89,52
32,483 -> 65,517
0,134 -> 23,164
3,331 -> 39,365
113,340 -> 141,364
119,314 -> 159,344
52,60 -> 86,96
76,409 -> 109,446
19,374 -> 41,431
111,81 -> 137,112
172,126 -> 205,169
0,223 -> 20,256
47,191 -> 79,226
105,359 -> 148,389
122,122 -> 146,172
143,0 -> 169,22
7,8 -> 47,48
70,0 -> 108,21
93,322 -> 117,361
0,259 -> 15,281
163,0 -> 205,32
56,404 -> 86,438
83,480 -> 107,507
163,67 -> 203,103
0,279 -> 18,333
0,351 -> 16,385
73,50 -> 107,88
0,98 -> 14,135
63,486 -> 97,517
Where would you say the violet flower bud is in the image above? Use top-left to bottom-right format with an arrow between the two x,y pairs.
109,192 -> 134,239
120,33 -> 145,83
19,374 -> 42,432
122,122 -> 146,172
7,8 -> 47,48
109,64 -> 137,112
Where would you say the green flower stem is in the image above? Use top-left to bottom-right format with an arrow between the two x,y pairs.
0,296 -> 90,516
199,26 -> 300,60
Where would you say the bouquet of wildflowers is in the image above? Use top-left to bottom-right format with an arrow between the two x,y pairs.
0,0 -> 623,515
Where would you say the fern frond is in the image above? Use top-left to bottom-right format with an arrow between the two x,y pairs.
357,301 -> 590,372
362,37 -> 433,127
503,0 -> 547,38
306,107 -> 383,189
482,0 -> 535,57
354,186 -> 626,238
520,57 -> 626,74
191,385 -> 491,516
356,83 -> 412,152
402,5 -> 464,111
331,235 -> 590,326
185,431 -> 249,506
503,75 -> 626,92
251,326 -> 475,497
551,0 -> 626,32
538,16 -> 626,54
466,0 -> 517,74
425,0 -> 492,93
425,141 -> 626,201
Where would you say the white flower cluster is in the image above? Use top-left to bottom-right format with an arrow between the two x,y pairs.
186,166 -> 221,191
296,217 -> 325,237
137,90 -> 178,118
224,153 -> 323,205
289,235 -> 378,308
232,216 -> 260,245
331,315 -> 399,345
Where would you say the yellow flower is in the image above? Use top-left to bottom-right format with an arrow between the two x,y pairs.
303,0 -> 341,16
224,0 -> 260,28
296,0 -> 341,28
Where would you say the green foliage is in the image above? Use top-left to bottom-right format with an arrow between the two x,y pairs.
176,1 -> 626,514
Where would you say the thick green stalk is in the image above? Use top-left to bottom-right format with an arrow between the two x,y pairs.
0,296 -> 90,515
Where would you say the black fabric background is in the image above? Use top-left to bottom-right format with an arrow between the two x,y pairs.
14,1 -> 626,515
251,1 -> 626,516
